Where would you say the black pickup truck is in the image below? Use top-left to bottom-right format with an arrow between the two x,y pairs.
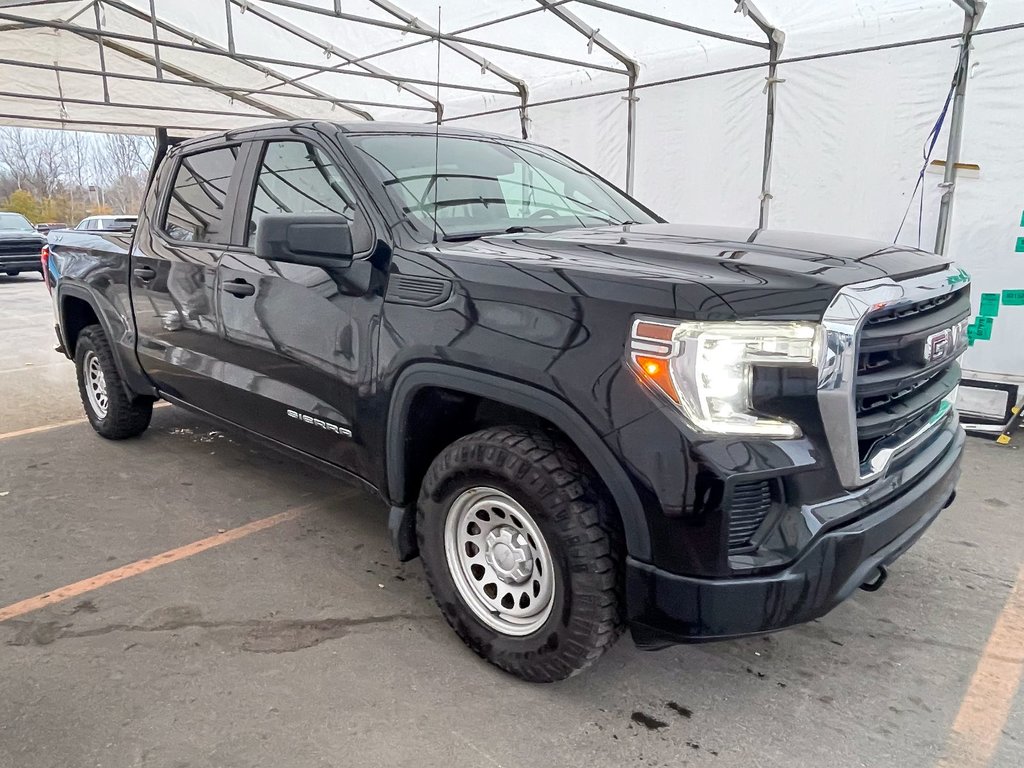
47,121 -> 968,682
0,211 -> 47,276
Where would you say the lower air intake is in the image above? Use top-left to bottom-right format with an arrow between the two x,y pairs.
728,480 -> 772,552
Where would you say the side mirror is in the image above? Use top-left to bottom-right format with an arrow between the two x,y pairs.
255,213 -> 354,269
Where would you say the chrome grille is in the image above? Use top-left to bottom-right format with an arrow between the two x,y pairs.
0,238 -> 43,255
855,286 -> 968,452
818,266 -> 969,489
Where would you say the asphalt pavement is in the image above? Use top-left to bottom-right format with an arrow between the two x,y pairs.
1,274 -> 1021,768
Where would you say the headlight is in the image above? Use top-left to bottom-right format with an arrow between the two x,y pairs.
628,318 -> 821,438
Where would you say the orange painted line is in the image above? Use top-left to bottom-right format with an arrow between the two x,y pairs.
0,402 -> 171,441
0,507 -> 306,623
937,564 -> 1024,768
0,417 -> 89,441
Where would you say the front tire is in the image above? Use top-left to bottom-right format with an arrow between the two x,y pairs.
417,427 -> 623,682
74,325 -> 153,439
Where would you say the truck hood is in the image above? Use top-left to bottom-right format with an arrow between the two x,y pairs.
0,229 -> 45,241
439,223 -> 952,320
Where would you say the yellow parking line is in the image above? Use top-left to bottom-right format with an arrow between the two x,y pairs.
938,564 -> 1024,768
0,402 -> 171,441
0,507 -> 307,623
0,417 -> 90,440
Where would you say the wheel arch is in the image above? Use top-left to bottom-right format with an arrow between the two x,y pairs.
59,288 -> 102,359
58,284 -> 156,399
386,363 -> 652,561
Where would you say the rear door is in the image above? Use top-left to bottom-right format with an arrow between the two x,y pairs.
215,132 -> 382,474
131,141 -> 246,414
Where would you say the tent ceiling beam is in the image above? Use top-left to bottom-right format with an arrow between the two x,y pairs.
0,109 -> 257,133
0,57 -> 436,113
91,1 -> 110,103
533,1 -> 639,192
363,0 -> 529,135
0,8 -> 521,105
275,0 -> 577,83
534,0 -> 637,77
224,0 -> 439,115
453,0 -> 575,35
0,88 -> 286,121
60,0 -> 97,24
82,32 -> 296,119
101,0 -> 373,121
146,0 -> 162,80
571,0 -> 769,49
249,0 -> 629,76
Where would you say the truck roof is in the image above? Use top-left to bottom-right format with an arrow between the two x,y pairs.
171,120 -> 520,153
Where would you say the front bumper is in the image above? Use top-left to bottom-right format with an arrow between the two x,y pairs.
626,421 -> 964,647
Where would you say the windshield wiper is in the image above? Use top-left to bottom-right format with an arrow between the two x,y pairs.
442,225 -> 545,242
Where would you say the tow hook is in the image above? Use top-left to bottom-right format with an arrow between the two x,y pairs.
860,564 -> 888,592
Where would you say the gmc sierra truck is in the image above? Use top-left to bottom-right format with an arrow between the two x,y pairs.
47,121 -> 968,682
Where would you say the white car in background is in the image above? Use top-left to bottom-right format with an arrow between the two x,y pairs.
75,215 -> 138,232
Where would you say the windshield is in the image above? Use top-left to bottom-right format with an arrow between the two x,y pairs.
349,133 -> 659,241
0,212 -> 34,231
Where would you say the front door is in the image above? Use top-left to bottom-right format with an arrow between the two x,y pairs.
131,142 -> 244,413
216,136 -> 382,474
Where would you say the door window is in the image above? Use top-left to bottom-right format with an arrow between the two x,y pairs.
162,146 -> 239,244
247,141 -> 370,251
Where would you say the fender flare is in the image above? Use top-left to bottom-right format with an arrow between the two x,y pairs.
57,283 -> 155,398
386,363 -> 652,561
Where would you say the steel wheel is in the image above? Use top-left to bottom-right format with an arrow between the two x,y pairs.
83,349 -> 109,419
443,486 -> 556,637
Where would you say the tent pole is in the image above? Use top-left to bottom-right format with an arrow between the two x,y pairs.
146,0 -> 162,80
759,36 -> 780,228
624,72 -> 637,194
534,1 -> 639,191
734,0 -> 782,229
224,0 -> 235,54
935,4 -> 983,255
92,1 -> 109,103
362,0 -> 529,136
0,57 -> 434,112
571,0 -> 768,49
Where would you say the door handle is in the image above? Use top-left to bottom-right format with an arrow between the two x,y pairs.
133,266 -> 156,282
222,278 -> 255,297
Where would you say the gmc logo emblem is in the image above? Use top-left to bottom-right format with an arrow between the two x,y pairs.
922,318 -> 968,364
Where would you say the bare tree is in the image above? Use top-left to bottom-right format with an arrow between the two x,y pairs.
0,127 -> 68,198
93,133 -> 155,213
0,127 -> 154,220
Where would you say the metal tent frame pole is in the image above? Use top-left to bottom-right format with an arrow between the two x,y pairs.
247,0 -> 629,76
0,9 -> 520,98
362,0 -> 530,139
223,0 -> 440,117
735,0 -> 784,229
0,57 -> 436,112
99,0 -> 371,120
535,0 -> 639,192
934,1 -> 985,255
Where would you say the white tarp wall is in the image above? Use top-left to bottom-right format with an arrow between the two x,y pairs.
1,1 -> 1023,416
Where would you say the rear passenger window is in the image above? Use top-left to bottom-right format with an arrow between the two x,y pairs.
162,146 -> 238,244
247,141 -> 370,251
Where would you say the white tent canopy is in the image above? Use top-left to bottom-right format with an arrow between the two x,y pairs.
1,0 -> 1024,417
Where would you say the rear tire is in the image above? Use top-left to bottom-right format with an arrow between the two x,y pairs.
417,426 -> 623,682
5,270 -> 19,276
74,325 -> 153,439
